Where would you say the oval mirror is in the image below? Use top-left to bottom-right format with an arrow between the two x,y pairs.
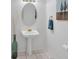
22,3 -> 37,27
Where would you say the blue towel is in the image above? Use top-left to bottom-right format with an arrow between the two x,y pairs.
48,19 -> 53,30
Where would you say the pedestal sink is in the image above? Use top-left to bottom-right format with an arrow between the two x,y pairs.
21,29 -> 39,56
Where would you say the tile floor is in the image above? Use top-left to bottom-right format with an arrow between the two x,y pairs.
17,52 -> 50,59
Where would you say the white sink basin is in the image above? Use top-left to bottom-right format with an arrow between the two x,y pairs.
22,29 -> 39,37
21,29 -> 39,56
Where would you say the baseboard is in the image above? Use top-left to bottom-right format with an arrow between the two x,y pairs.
32,49 -> 47,54
18,49 -> 47,56
18,51 -> 26,56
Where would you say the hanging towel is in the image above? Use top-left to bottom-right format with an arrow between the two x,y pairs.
48,19 -> 53,30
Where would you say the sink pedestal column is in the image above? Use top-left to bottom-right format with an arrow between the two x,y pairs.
26,37 -> 32,56
21,29 -> 39,58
